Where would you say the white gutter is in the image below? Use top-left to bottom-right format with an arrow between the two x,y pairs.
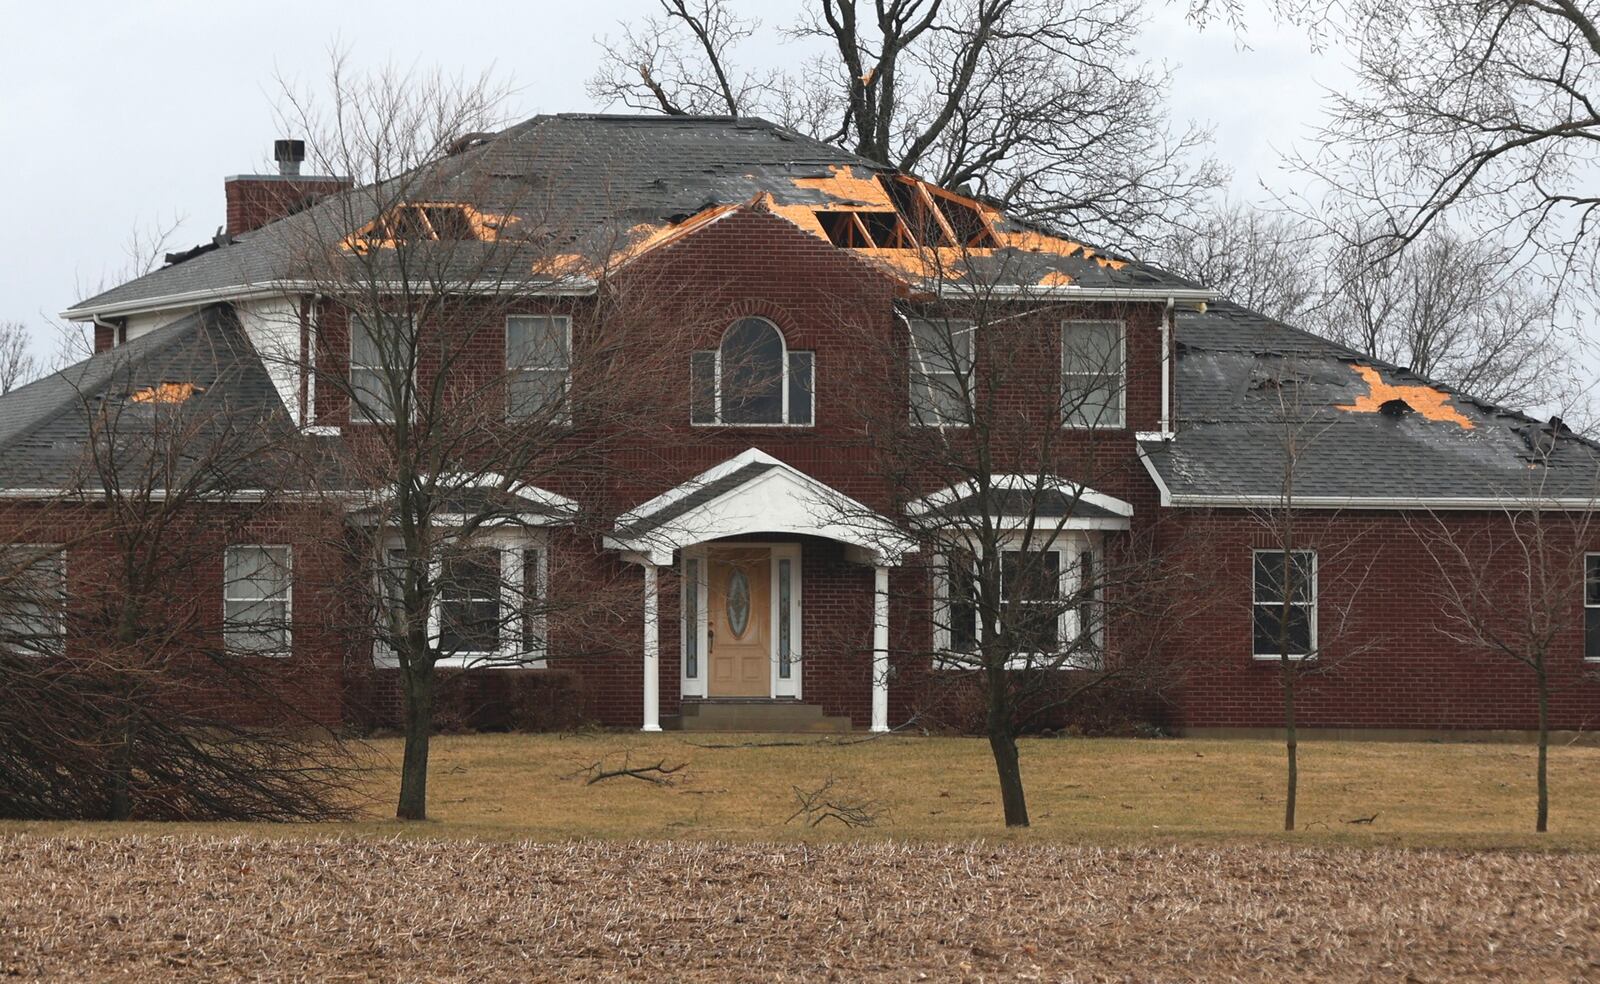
1162,493 -> 1600,511
61,277 -> 600,321
1159,296 -> 1174,438
980,285 -> 1216,303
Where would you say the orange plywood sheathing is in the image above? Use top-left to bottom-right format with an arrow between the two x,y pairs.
130,382 -> 202,405
1037,270 -> 1074,286
1336,365 -> 1475,430
790,165 -> 899,209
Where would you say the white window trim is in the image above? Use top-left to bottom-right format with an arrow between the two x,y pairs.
0,544 -> 66,656
1062,318 -> 1126,430
692,317 -> 815,427
349,312 -> 415,424
505,314 -> 573,422
223,544 -> 293,657
373,529 -> 550,669
1584,552 -> 1600,662
932,532 -> 1101,670
908,318 -> 974,429
1251,548 -> 1318,661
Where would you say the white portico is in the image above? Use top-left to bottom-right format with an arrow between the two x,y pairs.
605,448 -> 914,732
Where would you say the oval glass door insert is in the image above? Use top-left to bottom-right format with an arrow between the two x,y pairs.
727,568 -> 751,637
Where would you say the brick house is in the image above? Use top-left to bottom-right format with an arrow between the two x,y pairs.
7,114 -> 1600,737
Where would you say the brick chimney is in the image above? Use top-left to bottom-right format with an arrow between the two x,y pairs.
224,140 -> 351,236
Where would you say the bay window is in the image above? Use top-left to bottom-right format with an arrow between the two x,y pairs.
935,534 -> 1102,668
376,535 -> 548,668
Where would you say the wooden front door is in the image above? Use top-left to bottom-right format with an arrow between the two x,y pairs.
707,546 -> 771,697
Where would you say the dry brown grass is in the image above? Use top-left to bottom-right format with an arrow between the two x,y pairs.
11,732 -> 1600,847
4,834 -> 1599,982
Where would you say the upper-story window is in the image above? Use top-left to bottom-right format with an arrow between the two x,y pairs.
1062,320 -> 1125,429
507,315 -> 571,420
909,319 -> 974,427
1585,554 -> 1600,661
350,313 -> 413,423
690,317 -> 814,426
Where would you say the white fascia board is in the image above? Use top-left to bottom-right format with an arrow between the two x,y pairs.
61,277 -> 598,321
908,474 -> 1134,519
1162,493 -> 1600,511
1135,443 -> 1174,508
970,285 -> 1217,305
614,447 -> 785,527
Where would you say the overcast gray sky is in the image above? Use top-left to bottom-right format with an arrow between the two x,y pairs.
0,1 -> 1341,359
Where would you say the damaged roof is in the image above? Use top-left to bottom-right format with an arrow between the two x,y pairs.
68,115 -> 1201,317
0,306 -> 299,491
1141,301 -> 1600,505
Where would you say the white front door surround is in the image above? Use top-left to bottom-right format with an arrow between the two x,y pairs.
613,448 -> 909,733
680,542 -> 803,701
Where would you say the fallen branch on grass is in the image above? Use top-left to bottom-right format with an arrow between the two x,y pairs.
786,775 -> 883,828
1343,813 -> 1379,825
563,750 -> 689,786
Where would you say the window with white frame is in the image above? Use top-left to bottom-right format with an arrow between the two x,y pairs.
936,535 -> 1102,668
349,312 -> 412,423
1585,554 -> 1600,661
1252,549 -> 1316,659
909,318 -> 973,426
376,539 -> 547,667
690,317 -> 814,425
1062,320 -> 1124,429
0,546 -> 65,655
223,545 -> 292,655
507,315 -> 571,420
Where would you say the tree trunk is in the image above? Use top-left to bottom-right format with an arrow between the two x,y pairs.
985,671 -> 1029,827
1536,670 -> 1549,834
1283,671 -> 1297,832
107,720 -> 133,821
397,664 -> 435,821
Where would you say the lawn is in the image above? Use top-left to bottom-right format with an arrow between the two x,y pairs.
9,734 -> 1600,981
12,731 -> 1600,846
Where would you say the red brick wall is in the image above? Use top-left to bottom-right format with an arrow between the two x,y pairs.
1156,509 -> 1600,731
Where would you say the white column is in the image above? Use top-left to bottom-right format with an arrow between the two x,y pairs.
871,565 -> 890,733
642,563 -> 662,732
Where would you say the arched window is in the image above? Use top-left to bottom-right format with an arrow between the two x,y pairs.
690,317 -> 814,425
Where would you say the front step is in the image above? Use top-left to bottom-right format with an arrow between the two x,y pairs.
663,699 -> 855,733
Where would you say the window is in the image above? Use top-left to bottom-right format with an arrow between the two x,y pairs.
507,315 -> 571,420
0,546 -> 65,655
909,319 -> 973,426
375,540 -> 547,667
1586,555 -> 1600,662
224,546 -> 291,655
349,313 -> 413,423
937,536 -> 1101,667
439,548 -> 501,655
1253,549 -> 1316,659
1062,320 -> 1124,429
1002,549 -> 1061,652
690,317 -> 814,425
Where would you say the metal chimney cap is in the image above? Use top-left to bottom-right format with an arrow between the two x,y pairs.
273,139 -> 306,176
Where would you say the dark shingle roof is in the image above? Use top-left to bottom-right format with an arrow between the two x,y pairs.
0,306 -> 298,491
1142,301 -> 1600,503
69,115 -> 1197,316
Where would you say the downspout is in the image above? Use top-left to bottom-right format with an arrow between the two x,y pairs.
1160,296 -> 1174,438
92,313 -> 122,349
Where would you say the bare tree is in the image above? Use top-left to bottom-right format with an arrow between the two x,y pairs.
270,55 -> 695,821
0,321 -> 39,394
0,318 -> 358,821
1155,201 -> 1581,417
817,249 -> 1211,826
1242,360 -> 1375,831
1150,200 -> 1324,323
591,0 -> 1222,246
1414,476 -> 1600,833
